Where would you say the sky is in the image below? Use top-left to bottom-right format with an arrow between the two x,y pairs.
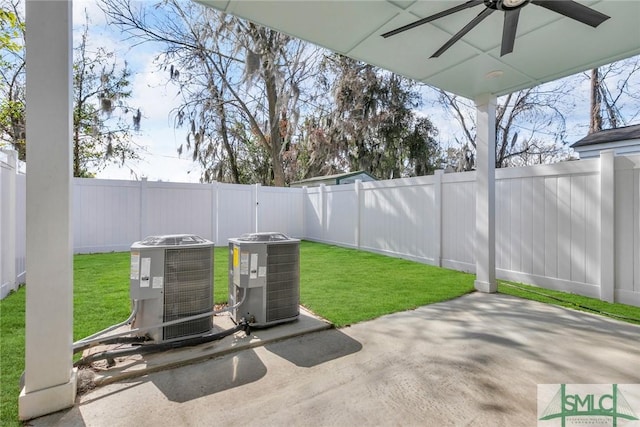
72,0 -> 639,184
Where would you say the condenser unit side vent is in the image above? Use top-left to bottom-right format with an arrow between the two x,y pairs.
163,247 -> 213,340
266,243 -> 299,322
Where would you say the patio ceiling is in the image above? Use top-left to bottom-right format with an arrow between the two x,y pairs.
197,0 -> 640,99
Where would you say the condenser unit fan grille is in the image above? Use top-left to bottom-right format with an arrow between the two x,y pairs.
266,243 -> 299,322
163,247 -> 213,340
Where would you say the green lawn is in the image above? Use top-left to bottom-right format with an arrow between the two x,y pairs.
498,280 -> 640,325
300,242 -> 475,326
2,241 -> 640,426
0,287 -> 25,427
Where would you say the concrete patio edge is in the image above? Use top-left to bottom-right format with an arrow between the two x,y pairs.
84,306 -> 332,388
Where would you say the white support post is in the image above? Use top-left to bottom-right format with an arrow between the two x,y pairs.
19,0 -> 77,420
599,150 -> 615,302
474,95 -> 497,293
433,170 -> 444,267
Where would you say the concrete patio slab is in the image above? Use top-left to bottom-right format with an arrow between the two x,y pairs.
82,306 -> 332,387
31,292 -> 640,427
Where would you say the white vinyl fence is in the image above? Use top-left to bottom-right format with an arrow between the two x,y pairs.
2,152 -> 639,306
0,150 -> 25,299
303,154 -> 640,306
73,179 -> 304,253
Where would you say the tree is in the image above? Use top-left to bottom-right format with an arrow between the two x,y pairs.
435,83 -> 573,169
306,55 -> 440,180
100,0 -> 322,186
588,56 -> 640,133
437,56 -> 640,168
0,4 -> 21,52
72,14 -> 141,177
0,3 -> 141,175
328,56 -> 388,175
0,0 -> 25,159
404,116 -> 441,176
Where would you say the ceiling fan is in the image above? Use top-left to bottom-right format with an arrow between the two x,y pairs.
381,0 -> 610,58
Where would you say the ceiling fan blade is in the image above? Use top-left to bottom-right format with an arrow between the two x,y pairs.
431,7 -> 495,58
382,0 -> 484,38
531,0 -> 610,27
501,8 -> 520,56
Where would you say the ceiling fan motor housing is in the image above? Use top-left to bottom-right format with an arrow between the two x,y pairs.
486,0 -> 530,11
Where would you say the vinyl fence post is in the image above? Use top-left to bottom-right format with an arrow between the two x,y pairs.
434,170 -> 444,267
599,150 -> 615,302
355,180 -> 362,249
139,177 -> 148,240
212,181 -> 218,245
320,184 -> 327,241
254,183 -> 261,233
302,186 -> 308,240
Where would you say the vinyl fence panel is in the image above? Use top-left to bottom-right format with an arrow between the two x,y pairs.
257,186 -> 304,238
494,160 -> 602,298
216,183 -> 254,244
142,181 -> 213,240
73,179 -> 141,253
360,176 -> 439,264
614,154 -> 640,305
441,172 -> 476,271
303,187 -> 323,242
324,184 -> 359,247
1,151 -> 18,297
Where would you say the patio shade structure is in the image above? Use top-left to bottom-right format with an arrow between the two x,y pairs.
197,0 -> 640,99
20,0 -> 640,420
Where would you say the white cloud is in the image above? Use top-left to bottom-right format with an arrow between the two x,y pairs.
97,124 -> 199,183
73,0 -> 109,27
129,55 -> 180,121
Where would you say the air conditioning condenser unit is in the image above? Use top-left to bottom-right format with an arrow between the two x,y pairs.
130,234 -> 214,342
228,232 -> 300,327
